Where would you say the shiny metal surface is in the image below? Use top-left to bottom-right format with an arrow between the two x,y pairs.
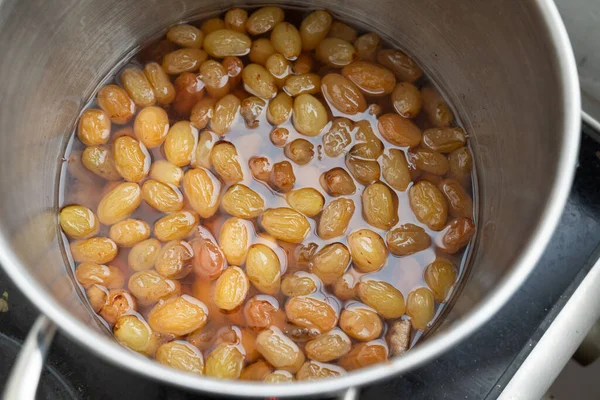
498,257 -> 600,400
2,315 -> 56,400
0,0 -> 580,397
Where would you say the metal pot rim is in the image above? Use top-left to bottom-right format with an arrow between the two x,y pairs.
0,0 -> 580,397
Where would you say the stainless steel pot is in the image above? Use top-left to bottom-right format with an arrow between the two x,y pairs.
0,0 -> 580,398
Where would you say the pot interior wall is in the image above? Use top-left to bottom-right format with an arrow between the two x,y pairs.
0,0 -> 565,347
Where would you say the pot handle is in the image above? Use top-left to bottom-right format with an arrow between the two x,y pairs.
4,315 -> 358,399
339,387 -> 359,400
2,315 -> 57,400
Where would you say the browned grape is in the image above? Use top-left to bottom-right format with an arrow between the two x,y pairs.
438,179 -> 474,218
386,224 -> 431,256
320,167 -> 356,196
442,217 -> 476,254
408,180 -> 448,231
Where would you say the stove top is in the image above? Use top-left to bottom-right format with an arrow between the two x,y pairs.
1,130 -> 599,399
